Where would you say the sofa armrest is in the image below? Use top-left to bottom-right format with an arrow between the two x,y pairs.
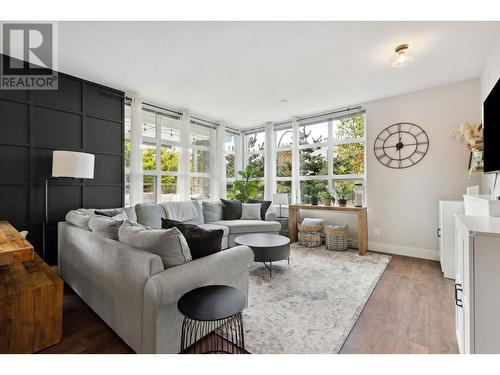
144,245 -> 254,308
265,210 -> 277,221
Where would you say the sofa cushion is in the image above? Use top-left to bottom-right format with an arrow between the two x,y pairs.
135,203 -> 166,228
220,198 -> 242,220
118,221 -> 191,269
240,203 -> 261,220
202,201 -> 223,223
88,216 -> 123,240
161,218 -> 223,260
248,199 -> 272,220
211,219 -> 281,234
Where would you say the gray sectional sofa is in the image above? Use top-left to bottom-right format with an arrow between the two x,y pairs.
57,200 -> 280,353
135,200 -> 281,248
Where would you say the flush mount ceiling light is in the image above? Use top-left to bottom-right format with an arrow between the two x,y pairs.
390,44 -> 414,68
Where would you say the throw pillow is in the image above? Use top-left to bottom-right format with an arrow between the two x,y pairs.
301,218 -> 324,226
248,199 -> 272,220
88,216 -> 123,240
220,198 -> 242,220
202,201 -> 223,223
161,218 -> 223,260
240,203 -> 262,220
94,209 -> 122,217
118,221 -> 192,269
65,210 -> 92,230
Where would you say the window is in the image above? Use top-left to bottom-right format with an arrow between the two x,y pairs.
245,130 -> 265,198
189,124 -> 213,199
141,108 -> 181,203
298,121 -> 329,203
224,131 -> 238,195
275,126 -> 292,198
297,112 -> 365,204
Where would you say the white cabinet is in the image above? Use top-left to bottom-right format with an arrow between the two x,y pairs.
455,215 -> 500,353
438,200 -> 463,279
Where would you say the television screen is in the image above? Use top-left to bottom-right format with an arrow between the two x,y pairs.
484,77 -> 500,173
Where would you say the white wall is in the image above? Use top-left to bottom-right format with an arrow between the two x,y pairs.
480,35 -> 500,195
285,79 -> 481,260
364,79 -> 481,260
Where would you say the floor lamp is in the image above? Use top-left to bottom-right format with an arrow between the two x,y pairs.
43,150 -> 95,260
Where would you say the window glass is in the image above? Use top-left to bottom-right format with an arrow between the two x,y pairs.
224,134 -> 236,152
190,176 -> 210,199
276,150 -> 292,177
276,181 -> 292,195
143,175 -> 155,203
300,180 -> 328,204
300,147 -> 328,176
160,176 -> 177,201
332,143 -> 364,175
159,115 -> 180,143
142,144 -> 156,171
142,110 -> 156,138
248,132 -> 265,152
332,114 -> 365,140
299,122 -> 328,145
275,128 -> 293,148
248,153 -> 264,177
160,145 -> 179,172
226,154 -> 235,178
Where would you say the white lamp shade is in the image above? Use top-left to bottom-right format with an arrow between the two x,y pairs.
52,151 -> 95,179
272,193 -> 289,206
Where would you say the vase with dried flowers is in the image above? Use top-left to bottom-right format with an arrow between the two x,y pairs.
450,122 -> 483,175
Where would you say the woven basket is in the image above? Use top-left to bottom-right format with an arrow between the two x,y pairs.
298,224 -> 322,232
298,231 -> 322,247
325,225 -> 349,251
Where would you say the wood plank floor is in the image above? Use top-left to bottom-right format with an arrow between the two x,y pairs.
38,254 -> 458,354
340,255 -> 459,354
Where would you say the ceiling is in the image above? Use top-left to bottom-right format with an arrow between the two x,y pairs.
58,21 -> 500,128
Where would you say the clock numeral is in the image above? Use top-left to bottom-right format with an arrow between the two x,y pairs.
385,159 -> 392,167
415,131 -> 424,137
415,150 -> 425,156
376,154 -> 385,160
398,159 -> 402,168
397,124 -> 401,133
386,128 -> 393,135
374,146 -> 384,150
409,156 -> 415,164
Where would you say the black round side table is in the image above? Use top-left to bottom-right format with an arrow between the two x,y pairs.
177,285 -> 246,354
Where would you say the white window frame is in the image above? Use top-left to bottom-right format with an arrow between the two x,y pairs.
274,125 -> 293,195
224,131 -> 239,195
189,123 -> 213,199
293,112 -> 366,203
243,129 -> 266,198
141,108 -> 181,203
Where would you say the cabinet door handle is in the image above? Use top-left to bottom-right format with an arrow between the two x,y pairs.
455,283 -> 463,308
437,228 -> 441,238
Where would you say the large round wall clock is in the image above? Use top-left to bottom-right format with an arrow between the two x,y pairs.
374,122 -> 429,169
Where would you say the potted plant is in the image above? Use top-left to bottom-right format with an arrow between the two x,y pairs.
304,182 -> 321,205
322,191 -> 335,206
228,165 -> 260,202
335,182 -> 351,207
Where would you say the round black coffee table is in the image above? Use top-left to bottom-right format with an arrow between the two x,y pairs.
235,233 -> 290,278
177,285 -> 246,354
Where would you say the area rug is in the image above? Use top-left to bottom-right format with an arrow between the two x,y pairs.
243,243 -> 391,354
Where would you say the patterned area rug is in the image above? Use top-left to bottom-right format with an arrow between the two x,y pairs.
243,243 -> 390,353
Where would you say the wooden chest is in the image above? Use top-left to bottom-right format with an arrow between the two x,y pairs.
0,243 -> 63,353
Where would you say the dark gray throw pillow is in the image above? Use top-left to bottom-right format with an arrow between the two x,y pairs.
248,199 -> 272,220
161,218 -> 223,260
220,198 -> 242,220
95,209 -> 122,217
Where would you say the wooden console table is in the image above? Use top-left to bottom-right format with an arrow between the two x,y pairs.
0,221 -> 63,353
288,205 -> 368,256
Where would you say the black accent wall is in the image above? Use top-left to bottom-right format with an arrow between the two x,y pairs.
0,55 -> 124,265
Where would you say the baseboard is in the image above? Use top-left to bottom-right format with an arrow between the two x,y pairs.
368,241 -> 439,261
